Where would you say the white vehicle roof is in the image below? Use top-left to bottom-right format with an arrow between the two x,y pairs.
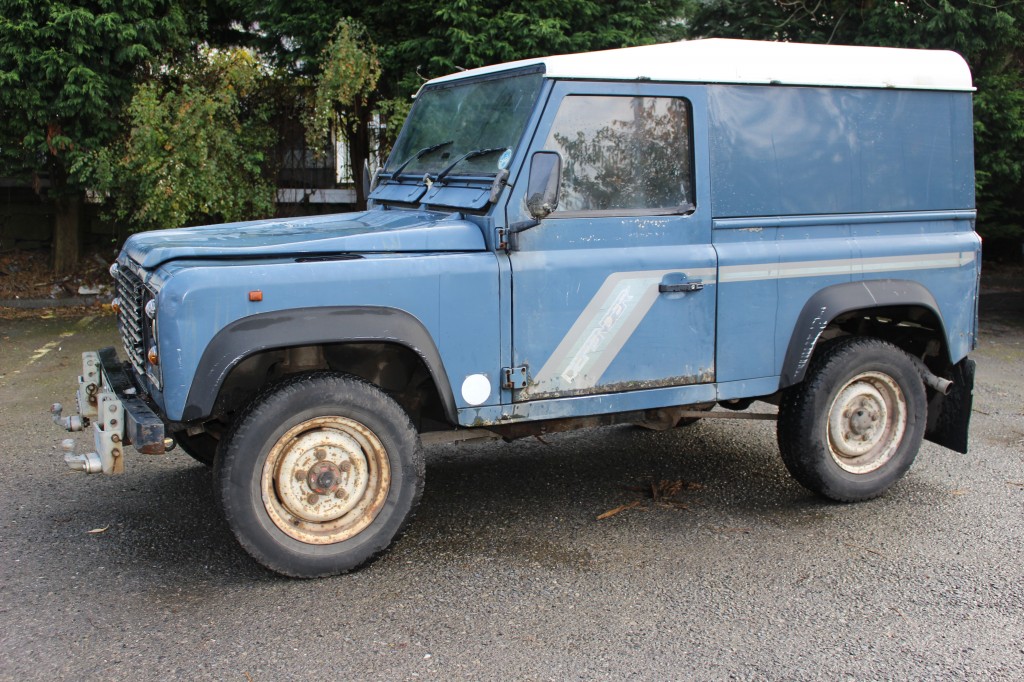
427,38 -> 974,92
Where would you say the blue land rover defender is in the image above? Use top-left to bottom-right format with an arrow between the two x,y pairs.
52,39 -> 979,577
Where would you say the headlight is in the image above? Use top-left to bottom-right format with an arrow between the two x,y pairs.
145,299 -> 157,320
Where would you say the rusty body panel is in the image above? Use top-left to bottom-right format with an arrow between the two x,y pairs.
520,371 -> 717,402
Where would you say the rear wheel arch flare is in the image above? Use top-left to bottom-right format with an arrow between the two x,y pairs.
780,280 -> 948,389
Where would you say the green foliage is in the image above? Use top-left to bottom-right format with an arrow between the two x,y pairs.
0,0 -> 189,271
232,0 -> 690,187
91,48 -> 278,231
383,0 -> 689,94
306,19 -> 381,155
239,1 -> 690,102
687,0 -> 1024,239
0,0 -> 188,189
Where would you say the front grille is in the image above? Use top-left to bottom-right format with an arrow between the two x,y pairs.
114,263 -> 148,378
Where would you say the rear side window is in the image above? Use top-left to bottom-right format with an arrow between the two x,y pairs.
543,95 -> 695,215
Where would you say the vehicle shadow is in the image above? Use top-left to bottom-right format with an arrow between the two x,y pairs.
44,419 -> 884,581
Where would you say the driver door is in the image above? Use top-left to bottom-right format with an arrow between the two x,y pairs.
506,81 -> 716,401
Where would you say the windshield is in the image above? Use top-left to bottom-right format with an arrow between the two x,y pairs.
385,70 -> 544,179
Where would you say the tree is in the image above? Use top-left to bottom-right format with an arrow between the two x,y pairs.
0,1 -> 188,273
89,48 -> 278,231
234,0 -> 691,202
306,19 -> 381,209
686,0 -> 1024,240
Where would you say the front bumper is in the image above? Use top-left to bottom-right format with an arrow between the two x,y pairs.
51,347 -> 166,474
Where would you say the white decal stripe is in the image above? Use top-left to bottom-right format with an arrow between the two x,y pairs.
528,268 -> 715,395
524,250 -> 972,398
720,251 -> 973,283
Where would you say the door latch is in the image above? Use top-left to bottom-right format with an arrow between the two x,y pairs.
659,280 -> 704,293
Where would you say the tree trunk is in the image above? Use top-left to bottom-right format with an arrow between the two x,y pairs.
47,158 -> 82,276
347,99 -> 373,211
52,194 -> 81,276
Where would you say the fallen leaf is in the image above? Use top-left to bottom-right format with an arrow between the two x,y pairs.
86,525 -> 110,534
949,489 -> 969,496
597,500 -> 641,520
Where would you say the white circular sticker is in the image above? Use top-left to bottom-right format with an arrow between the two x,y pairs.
497,148 -> 512,170
461,373 -> 492,406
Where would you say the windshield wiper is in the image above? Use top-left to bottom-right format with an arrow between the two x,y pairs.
386,140 -> 454,179
433,147 -> 508,185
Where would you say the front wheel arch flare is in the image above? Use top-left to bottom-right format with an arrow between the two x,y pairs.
181,306 -> 458,424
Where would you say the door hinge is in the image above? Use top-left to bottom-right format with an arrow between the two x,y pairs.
496,227 -> 508,251
502,366 -> 528,390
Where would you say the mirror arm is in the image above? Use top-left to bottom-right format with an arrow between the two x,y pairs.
508,219 -> 540,234
503,219 -> 540,252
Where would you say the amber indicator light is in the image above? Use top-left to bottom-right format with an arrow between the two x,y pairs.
249,290 -> 263,302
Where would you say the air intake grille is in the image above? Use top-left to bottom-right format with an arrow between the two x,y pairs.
114,264 -> 148,378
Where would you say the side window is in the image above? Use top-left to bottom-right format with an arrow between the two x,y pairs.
543,95 -> 695,214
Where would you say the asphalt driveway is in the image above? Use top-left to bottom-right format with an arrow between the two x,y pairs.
0,281 -> 1021,680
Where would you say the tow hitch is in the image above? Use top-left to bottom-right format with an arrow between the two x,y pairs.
49,348 -> 165,475
51,381 -> 126,475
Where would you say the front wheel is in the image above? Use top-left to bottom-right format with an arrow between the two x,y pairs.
215,372 -> 424,577
777,338 -> 927,502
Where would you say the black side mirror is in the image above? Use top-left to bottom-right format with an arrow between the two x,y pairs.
525,151 -> 561,220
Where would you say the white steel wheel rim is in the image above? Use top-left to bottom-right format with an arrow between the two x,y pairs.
826,371 -> 907,474
261,416 -> 391,545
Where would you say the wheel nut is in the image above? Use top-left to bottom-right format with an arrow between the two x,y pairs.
306,493 -> 320,505
314,448 -> 327,460
294,469 -> 307,482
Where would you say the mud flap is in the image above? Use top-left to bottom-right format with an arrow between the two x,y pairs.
925,358 -> 975,454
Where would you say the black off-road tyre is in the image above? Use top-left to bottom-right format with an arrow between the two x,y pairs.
777,338 -> 927,502
174,431 -> 218,467
214,372 -> 425,578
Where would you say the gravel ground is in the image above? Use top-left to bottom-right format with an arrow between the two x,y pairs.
0,284 -> 1021,681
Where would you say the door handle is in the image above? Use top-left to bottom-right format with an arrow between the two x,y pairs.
659,280 -> 704,293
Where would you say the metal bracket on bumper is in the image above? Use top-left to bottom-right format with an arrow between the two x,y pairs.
51,347 -> 166,474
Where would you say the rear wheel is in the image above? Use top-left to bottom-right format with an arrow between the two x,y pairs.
215,372 -> 424,577
777,338 -> 926,502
